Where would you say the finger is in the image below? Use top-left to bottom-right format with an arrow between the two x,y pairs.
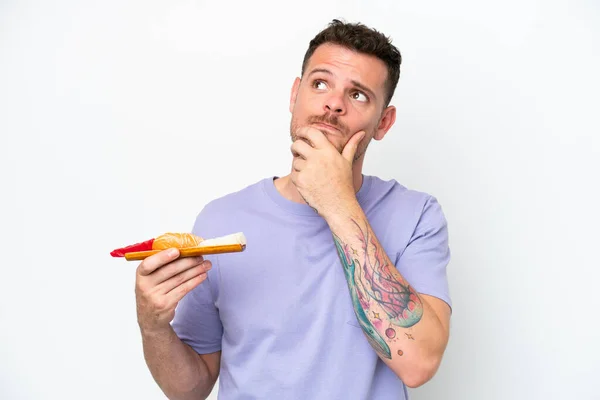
342,130 -> 366,162
166,271 -> 210,304
291,139 -> 313,159
157,260 -> 212,294
292,126 -> 315,147
292,157 -> 306,172
294,126 -> 329,149
138,248 -> 181,276
151,255 -> 205,286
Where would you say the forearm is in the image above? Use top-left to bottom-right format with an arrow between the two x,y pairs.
141,326 -> 215,399
326,201 -> 449,387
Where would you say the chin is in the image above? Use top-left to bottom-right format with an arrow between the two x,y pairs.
330,140 -> 345,154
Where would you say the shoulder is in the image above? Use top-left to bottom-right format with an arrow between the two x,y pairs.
202,179 -> 264,213
365,175 -> 443,218
363,175 -> 449,241
190,177 -> 267,237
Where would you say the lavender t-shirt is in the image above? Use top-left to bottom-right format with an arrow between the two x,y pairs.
171,175 -> 451,399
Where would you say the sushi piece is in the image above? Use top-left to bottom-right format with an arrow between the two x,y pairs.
110,232 -> 247,261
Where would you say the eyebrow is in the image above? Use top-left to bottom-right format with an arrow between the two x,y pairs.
308,68 -> 378,101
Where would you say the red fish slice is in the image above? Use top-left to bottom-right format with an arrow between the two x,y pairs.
110,238 -> 155,257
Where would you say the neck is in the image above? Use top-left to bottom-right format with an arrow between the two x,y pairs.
274,160 -> 365,205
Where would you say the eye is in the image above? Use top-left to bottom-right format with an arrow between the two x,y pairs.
351,91 -> 368,102
312,80 -> 328,90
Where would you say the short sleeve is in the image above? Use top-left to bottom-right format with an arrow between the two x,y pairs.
171,272 -> 223,354
170,208 -> 224,354
395,196 -> 452,310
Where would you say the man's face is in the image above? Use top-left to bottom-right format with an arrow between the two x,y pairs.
289,43 -> 395,162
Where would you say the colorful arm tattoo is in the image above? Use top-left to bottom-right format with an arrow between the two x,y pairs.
333,219 -> 424,359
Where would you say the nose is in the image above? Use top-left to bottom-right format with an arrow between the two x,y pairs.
324,92 -> 345,115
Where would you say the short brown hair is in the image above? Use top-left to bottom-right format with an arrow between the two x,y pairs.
301,19 -> 402,107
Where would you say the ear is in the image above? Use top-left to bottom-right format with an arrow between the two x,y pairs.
289,77 -> 301,113
373,105 -> 396,141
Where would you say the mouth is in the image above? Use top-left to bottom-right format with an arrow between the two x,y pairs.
312,122 -> 341,133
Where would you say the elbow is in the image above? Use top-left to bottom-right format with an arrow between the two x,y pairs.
403,373 -> 431,389
401,355 -> 443,389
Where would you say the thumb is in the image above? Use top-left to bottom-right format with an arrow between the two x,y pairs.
342,131 -> 366,162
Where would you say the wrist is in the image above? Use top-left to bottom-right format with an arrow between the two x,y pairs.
322,196 -> 362,224
139,322 -> 175,338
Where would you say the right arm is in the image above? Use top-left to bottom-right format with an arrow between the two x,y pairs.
141,328 -> 220,400
135,248 -> 220,399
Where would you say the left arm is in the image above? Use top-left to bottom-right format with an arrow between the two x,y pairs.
325,200 -> 450,388
289,126 -> 451,387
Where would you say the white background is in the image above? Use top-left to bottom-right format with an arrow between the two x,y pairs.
1,1 -> 599,399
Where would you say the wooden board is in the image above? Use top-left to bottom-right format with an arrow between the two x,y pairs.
124,244 -> 246,261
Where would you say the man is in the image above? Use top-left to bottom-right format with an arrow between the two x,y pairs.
135,19 -> 452,399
